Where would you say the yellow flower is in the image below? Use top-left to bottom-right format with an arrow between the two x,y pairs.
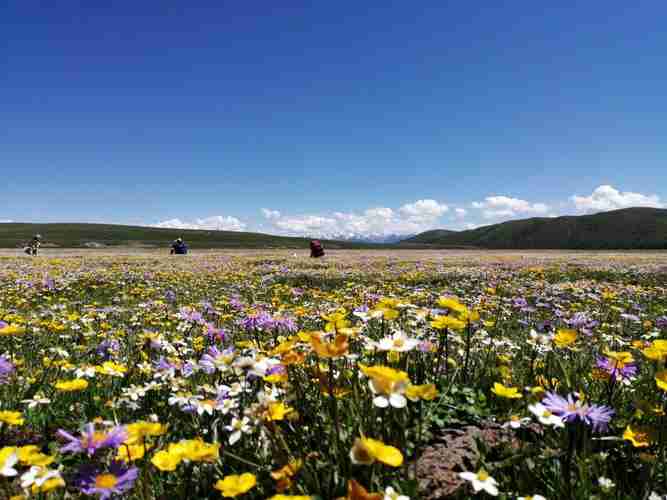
17,446 -> 54,466
271,339 -> 298,356
431,315 -> 466,331
271,459 -> 303,492
125,421 -> 168,444
655,370 -> 667,392
375,307 -> 399,321
643,340 -> 667,361
359,365 -> 409,384
0,411 -> 24,426
214,473 -> 257,497
116,443 -> 150,462
33,476 -> 65,494
623,425 -> 656,448
178,438 -> 220,462
266,402 -> 294,421
349,437 -> 403,467
604,351 -> 634,364
0,324 -> 25,336
322,311 -> 350,332
54,379 -> 89,392
553,329 -> 577,348
151,449 -> 182,471
491,383 -> 522,399
96,361 -> 127,376
405,384 -> 439,401
437,297 -> 467,314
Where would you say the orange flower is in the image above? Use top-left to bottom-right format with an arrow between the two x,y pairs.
310,333 -> 349,358
336,479 -> 382,500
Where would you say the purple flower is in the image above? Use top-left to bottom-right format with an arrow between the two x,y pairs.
240,311 -> 274,331
199,346 -> 234,374
542,392 -> 614,432
596,356 -> 638,381
0,321 -> 7,330
57,423 -> 127,456
0,356 -> 15,383
165,290 -> 176,302
42,273 -> 55,290
656,316 -> 667,329
206,323 -> 226,342
95,340 -> 120,360
418,340 -> 434,353
266,364 -> 287,376
179,307 -> 204,324
271,315 -> 297,333
76,461 -> 138,499
229,296 -> 244,310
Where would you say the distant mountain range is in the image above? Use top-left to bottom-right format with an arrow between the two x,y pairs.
402,207 -> 667,249
335,233 -> 413,244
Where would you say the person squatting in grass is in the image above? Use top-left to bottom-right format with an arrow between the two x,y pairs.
170,237 -> 188,255
24,234 -> 41,256
310,239 -> 325,258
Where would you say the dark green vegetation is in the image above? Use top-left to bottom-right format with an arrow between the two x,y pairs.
404,208 -> 667,249
3,208 -> 667,249
0,223 -> 378,249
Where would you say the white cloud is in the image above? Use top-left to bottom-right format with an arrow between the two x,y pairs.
263,199 -> 450,239
399,199 -> 449,221
571,185 -> 664,213
261,208 -> 281,220
472,196 -> 550,219
0,219 -> 13,223
455,208 -> 467,218
153,215 -> 246,231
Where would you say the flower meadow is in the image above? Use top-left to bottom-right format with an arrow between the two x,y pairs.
1,251 -> 667,499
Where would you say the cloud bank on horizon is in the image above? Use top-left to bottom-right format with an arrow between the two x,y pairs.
151,185 -> 665,240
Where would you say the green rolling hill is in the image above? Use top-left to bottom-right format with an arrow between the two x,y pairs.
402,208 -> 667,249
0,223 -> 383,249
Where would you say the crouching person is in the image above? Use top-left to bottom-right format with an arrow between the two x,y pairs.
310,239 -> 325,258
170,238 -> 188,255
25,234 -> 42,256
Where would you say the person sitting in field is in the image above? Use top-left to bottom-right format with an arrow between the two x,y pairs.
170,237 -> 188,255
25,234 -> 41,256
310,239 -> 325,258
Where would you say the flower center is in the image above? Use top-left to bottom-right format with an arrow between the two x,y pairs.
393,339 -> 405,347
95,473 -> 118,489
85,431 -> 108,447
354,444 -> 373,463
477,470 -> 489,481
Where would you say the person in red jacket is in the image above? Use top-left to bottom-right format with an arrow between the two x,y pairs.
310,240 -> 325,258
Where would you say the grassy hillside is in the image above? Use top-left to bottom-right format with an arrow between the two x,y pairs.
0,223 -> 382,249
402,208 -> 667,249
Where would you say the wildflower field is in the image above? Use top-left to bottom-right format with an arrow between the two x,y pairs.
1,250 -> 667,500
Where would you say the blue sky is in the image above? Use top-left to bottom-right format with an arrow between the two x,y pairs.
2,1 -> 666,237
